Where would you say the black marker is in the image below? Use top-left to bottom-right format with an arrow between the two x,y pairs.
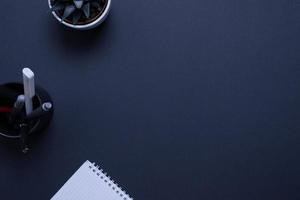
10,95 -> 25,124
26,102 -> 53,121
19,123 -> 29,153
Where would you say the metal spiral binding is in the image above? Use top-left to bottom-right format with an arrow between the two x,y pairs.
89,162 -> 133,200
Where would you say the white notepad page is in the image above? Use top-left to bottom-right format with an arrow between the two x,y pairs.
51,160 -> 133,200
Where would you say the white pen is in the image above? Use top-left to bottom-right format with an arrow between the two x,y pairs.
22,68 -> 35,115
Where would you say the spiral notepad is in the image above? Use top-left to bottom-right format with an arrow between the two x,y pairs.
51,160 -> 133,200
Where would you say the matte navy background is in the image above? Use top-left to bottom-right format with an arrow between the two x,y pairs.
0,0 -> 299,199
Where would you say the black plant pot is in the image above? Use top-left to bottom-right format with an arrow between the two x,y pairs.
0,82 -> 53,152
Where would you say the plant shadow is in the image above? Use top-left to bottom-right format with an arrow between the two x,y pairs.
48,15 -> 113,58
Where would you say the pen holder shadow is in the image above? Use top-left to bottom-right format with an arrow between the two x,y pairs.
0,82 -> 54,152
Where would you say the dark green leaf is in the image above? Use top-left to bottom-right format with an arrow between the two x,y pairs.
73,0 -> 84,9
82,3 -> 90,18
61,4 -> 76,21
72,11 -> 82,24
51,2 -> 65,12
91,2 -> 102,11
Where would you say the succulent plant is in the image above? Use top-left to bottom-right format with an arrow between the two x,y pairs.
51,0 -> 107,24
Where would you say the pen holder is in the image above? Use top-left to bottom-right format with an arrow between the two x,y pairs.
0,82 -> 54,152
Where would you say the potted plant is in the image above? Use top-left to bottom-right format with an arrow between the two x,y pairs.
49,0 -> 111,30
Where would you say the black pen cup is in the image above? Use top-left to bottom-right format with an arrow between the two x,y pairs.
0,82 -> 53,141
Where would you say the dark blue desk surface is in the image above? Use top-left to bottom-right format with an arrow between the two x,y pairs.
1,0 -> 300,199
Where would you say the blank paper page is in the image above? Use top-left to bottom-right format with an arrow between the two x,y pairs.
51,161 -> 132,200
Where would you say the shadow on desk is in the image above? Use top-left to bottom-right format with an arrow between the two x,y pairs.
46,15 -> 114,58
0,125 -> 53,157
